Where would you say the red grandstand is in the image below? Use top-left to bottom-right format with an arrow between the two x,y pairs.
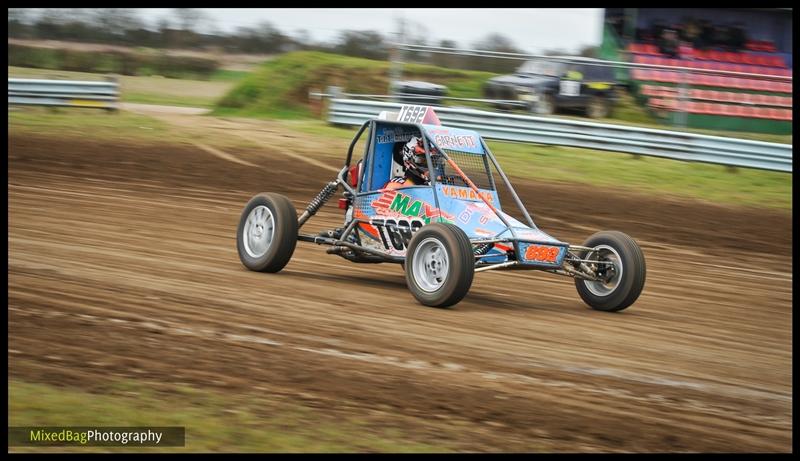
602,8 -> 792,134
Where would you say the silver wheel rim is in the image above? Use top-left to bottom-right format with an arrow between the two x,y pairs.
584,244 -> 623,297
589,99 -> 606,118
412,237 -> 450,293
243,205 -> 275,258
537,97 -> 553,114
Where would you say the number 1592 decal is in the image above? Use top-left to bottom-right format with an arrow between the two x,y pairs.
370,218 -> 424,251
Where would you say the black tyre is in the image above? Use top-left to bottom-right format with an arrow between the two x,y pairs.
405,223 -> 474,308
586,95 -> 610,119
236,192 -> 298,273
574,231 -> 645,312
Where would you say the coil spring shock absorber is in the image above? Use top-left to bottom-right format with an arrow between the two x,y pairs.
297,180 -> 339,228
473,242 -> 493,255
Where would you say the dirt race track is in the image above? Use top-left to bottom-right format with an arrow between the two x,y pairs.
8,130 -> 792,452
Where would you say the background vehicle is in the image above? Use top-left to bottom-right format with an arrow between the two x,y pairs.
390,80 -> 448,106
237,105 -> 645,309
482,59 -> 621,118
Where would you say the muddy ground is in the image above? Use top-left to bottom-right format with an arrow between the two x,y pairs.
8,130 -> 792,452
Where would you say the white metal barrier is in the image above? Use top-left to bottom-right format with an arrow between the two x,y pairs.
8,78 -> 119,110
328,98 -> 792,173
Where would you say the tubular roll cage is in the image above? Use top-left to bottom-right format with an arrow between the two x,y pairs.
295,119 -> 605,280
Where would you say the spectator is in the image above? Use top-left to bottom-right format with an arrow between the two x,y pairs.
658,28 -> 680,58
713,24 -> 731,50
606,15 -> 624,39
681,18 -> 700,45
671,23 -> 685,44
729,22 -> 747,52
635,26 -> 649,43
695,19 -> 715,50
650,19 -> 667,44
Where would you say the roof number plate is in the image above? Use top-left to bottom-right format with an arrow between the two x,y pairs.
398,105 -> 430,123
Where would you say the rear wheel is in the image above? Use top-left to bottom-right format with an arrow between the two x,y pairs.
405,223 -> 474,308
586,95 -> 610,118
236,193 -> 298,273
574,231 -> 645,312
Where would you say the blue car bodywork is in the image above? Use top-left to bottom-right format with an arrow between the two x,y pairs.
324,109 -> 570,270
241,104 -> 645,311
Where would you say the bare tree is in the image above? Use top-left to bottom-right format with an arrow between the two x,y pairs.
403,19 -> 431,63
90,9 -> 142,35
59,8 -> 93,24
170,9 -> 210,49
430,39 -> 463,69
293,29 -> 311,47
541,48 -> 569,56
173,8 -> 207,32
9,8 -> 34,37
469,33 -> 522,73
36,8 -> 65,25
473,33 -> 520,53
9,8 -> 32,24
577,44 -> 598,58
336,30 -> 388,61
157,17 -> 172,31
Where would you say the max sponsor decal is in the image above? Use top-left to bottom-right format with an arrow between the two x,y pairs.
371,190 -> 455,225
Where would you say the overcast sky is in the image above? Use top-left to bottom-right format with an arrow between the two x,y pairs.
134,8 -> 604,54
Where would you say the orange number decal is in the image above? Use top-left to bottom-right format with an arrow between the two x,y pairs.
524,245 -> 559,263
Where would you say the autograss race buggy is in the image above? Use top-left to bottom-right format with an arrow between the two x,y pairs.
237,106 -> 645,309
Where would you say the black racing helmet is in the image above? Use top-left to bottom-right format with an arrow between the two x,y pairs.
402,137 -> 432,183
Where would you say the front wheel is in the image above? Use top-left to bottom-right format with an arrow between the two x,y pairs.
405,223 -> 474,308
574,231 -> 645,312
236,192 -> 298,273
533,93 -> 556,115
